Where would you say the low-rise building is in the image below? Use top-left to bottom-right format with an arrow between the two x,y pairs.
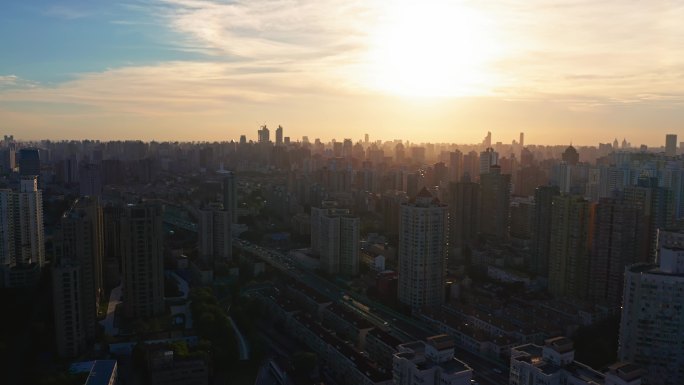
393,335 -> 473,385
510,337 -> 642,385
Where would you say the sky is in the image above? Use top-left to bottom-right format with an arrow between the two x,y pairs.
1,0 -> 683,145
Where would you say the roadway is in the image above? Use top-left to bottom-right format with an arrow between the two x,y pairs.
235,239 -> 510,385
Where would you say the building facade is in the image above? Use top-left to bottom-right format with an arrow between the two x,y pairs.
547,195 -> 591,300
53,197 -> 104,357
398,188 -> 448,310
618,230 -> 684,385
121,203 -> 165,318
0,175 -> 45,287
393,335 -> 473,385
198,203 -> 232,262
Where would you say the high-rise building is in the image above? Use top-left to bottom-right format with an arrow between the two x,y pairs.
448,176 -> 480,249
623,178 -> 675,257
483,131 -> 492,148
556,162 -> 572,194
221,171 -> 237,223
432,162 -> 448,187
53,197 -> 104,357
275,125 -> 283,146
258,125 -> 270,143
510,197 -> 534,240
448,150 -> 463,182
588,196 -> 649,308
462,151 -> 479,181
411,147 -> 426,164
0,142 -> 16,173
18,147 -> 40,176
121,203 -> 165,318
479,165 -> 510,239
322,213 -> 360,276
665,134 -> 677,157
341,138 -> 352,159
398,188 -> 448,310
311,201 -> 359,276
618,230 -> 684,385
380,190 -> 408,238
561,145 -> 579,166
395,142 -> 405,163
547,195 -> 591,300
79,163 -> 102,196
531,185 -> 560,277
394,335 -> 473,385
479,147 -> 498,175
198,203 -> 232,262
0,175 -> 45,287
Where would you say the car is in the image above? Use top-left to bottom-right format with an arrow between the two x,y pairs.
493,368 -> 503,374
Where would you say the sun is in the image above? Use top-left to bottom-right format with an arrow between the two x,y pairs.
364,1 -> 501,98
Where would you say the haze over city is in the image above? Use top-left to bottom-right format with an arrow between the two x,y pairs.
2,0 -> 684,144
2,2 -> 684,385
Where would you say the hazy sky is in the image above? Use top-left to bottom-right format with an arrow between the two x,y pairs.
1,0 -> 683,145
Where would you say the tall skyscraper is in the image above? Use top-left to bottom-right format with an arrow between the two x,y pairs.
1,141 -> 16,173
665,134 -> 677,157
623,178 -> 675,257
1,176 -> 45,266
448,176 -> 480,250
561,145 -> 580,166
483,131 -> 492,148
462,151 -> 479,181
557,161 -> 572,193
18,147 -> 40,176
102,204 -> 123,290
198,202 -> 232,262
589,196 -> 649,308
398,188 -> 448,310
121,203 -> 165,318
547,195 -> 591,300
531,186 -> 560,277
320,211 -> 359,276
479,165 -> 510,239
258,125 -> 270,143
0,175 -> 45,287
448,150 -> 463,183
79,163 -> 102,196
311,201 -> 359,276
221,171 -> 237,223
275,125 -> 283,146
53,197 -> 104,357
479,147 -> 498,175
618,230 -> 684,385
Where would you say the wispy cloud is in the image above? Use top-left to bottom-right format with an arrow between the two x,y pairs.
44,5 -> 89,20
0,75 -> 39,90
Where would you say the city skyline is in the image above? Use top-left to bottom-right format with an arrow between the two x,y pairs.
1,1 -> 684,144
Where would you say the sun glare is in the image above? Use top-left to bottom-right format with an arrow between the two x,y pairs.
365,1 -> 501,98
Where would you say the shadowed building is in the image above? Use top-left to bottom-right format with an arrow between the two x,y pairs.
53,197 -> 104,357
122,203 -> 165,318
398,188 -> 448,310
547,195 -> 591,300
